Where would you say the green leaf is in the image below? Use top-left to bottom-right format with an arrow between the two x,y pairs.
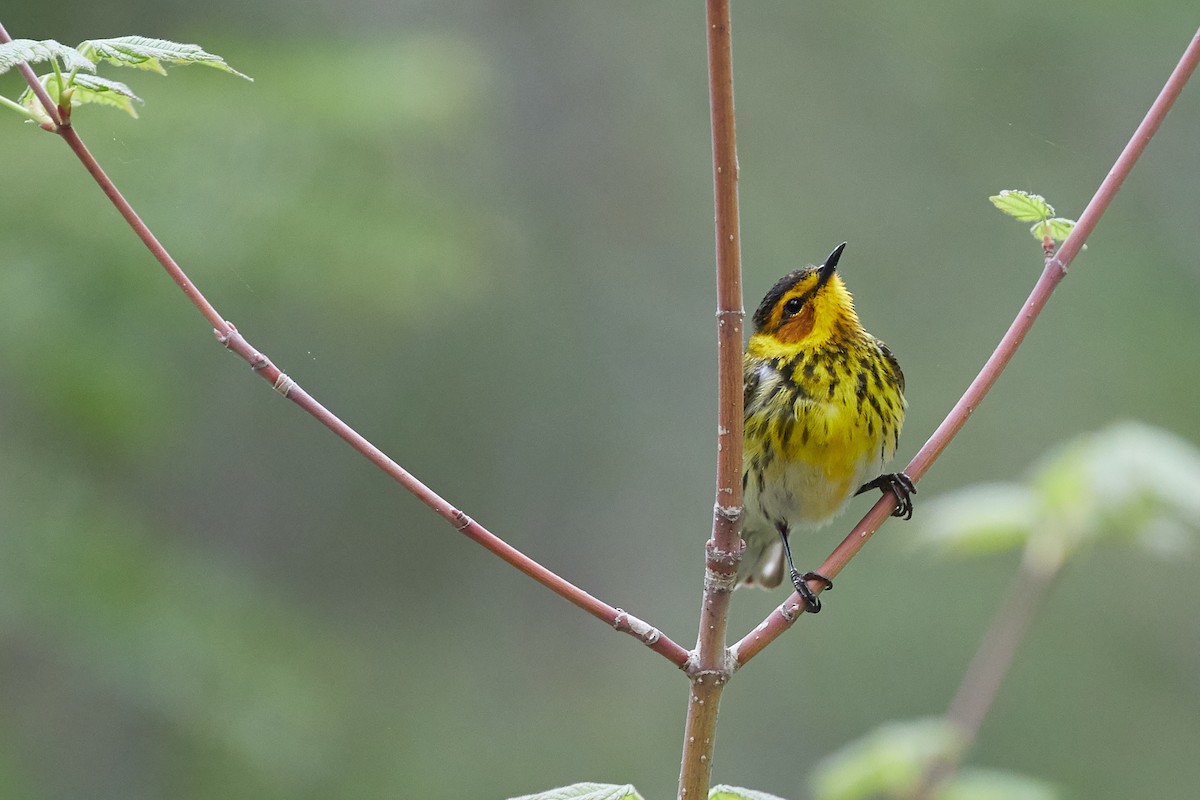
989,190 -> 1054,223
1029,217 -> 1076,243
19,72 -> 143,119
711,786 -> 790,800
810,719 -> 960,800
68,73 -> 143,114
0,39 -> 94,75
941,768 -> 1060,800
77,36 -> 252,81
508,784 -> 644,800
914,483 -> 1039,557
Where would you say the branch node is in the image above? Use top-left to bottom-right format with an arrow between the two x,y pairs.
704,534 -> 742,592
704,567 -> 738,593
683,651 -> 737,680
689,667 -> 731,686
687,640 -> 738,681
613,608 -> 662,644
714,503 -> 743,523
777,596 -> 805,622
213,322 -> 238,346
272,372 -> 296,397
452,510 -> 473,531
705,536 -> 743,567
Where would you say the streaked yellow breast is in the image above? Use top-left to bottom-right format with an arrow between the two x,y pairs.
743,333 -> 904,525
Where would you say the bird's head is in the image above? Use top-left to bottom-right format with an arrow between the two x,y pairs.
750,242 -> 862,347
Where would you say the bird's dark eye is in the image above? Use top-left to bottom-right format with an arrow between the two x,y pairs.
782,297 -> 804,318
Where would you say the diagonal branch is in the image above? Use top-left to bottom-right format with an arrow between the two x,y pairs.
0,19 -> 691,669
731,22 -> 1200,668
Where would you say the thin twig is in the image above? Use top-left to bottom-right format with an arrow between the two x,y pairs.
731,23 -> 1200,667
0,20 -> 691,669
679,1 -> 743,797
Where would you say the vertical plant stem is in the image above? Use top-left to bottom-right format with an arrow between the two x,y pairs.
678,671 -> 728,800
680,0 -> 743,797
909,545 -> 1065,799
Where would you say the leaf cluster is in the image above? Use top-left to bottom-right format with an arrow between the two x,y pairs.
989,189 -> 1080,247
0,36 -> 248,124
809,719 -> 1059,800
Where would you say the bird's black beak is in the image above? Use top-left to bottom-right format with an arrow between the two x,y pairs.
817,242 -> 847,290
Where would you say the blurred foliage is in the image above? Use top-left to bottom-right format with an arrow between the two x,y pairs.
1032,421 -> 1200,555
917,421 -> 1200,566
710,787 -> 789,800
1,3 -> 1199,800
939,772 -> 1058,800
811,719 -> 1059,800
509,784 -> 643,800
811,719 -> 958,800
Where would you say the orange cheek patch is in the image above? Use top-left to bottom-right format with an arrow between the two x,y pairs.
776,306 -> 814,343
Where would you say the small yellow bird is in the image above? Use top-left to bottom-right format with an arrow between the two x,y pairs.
740,242 -> 913,612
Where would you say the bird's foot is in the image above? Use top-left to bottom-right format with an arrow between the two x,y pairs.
789,570 -> 833,614
857,472 -> 917,520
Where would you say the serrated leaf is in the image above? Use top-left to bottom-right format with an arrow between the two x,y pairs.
71,72 -> 142,102
0,39 -> 95,75
711,785 -> 790,800
507,783 -> 644,800
914,484 -> 1039,557
77,36 -> 251,81
941,768 -> 1060,800
49,73 -> 140,117
18,72 -> 143,119
1029,218 -> 1076,243
989,190 -> 1054,223
810,719 -> 960,800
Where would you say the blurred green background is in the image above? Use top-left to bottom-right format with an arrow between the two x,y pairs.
1,3 -> 1198,799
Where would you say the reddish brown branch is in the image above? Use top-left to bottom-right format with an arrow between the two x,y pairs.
680,1 -> 744,797
216,326 -> 689,663
707,0 -> 745,564
695,0 -> 744,669
732,22 -> 1200,667
0,20 -> 690,670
